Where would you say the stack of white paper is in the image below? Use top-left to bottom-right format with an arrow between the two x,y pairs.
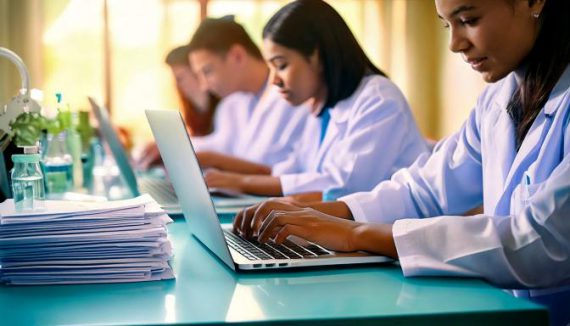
0,194 -> 174,285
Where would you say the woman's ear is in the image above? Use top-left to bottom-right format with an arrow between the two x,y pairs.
529,0 -> 546,18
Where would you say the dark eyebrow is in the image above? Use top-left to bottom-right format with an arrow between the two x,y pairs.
437,5 -> 475,20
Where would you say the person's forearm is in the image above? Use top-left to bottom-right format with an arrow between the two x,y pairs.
287,192 -> 323,203
304,201 -> 354,220
240,175 -> 283,196
351,224 -> 398,258
199,151 -> 271,175
216,156 -> 271,175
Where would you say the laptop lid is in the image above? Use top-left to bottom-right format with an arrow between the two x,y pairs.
88,97 -> 140,198
146,109 -> 236,270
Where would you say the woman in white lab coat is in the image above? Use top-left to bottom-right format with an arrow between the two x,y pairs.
204,0 -> 428,201
234,0 -> 570,324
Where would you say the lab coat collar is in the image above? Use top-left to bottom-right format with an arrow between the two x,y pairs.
543,64 -> 570,116
493,64 -> 570,116
493,73 -> 518,112
496,65 -> 569,211
313,76 -> 374,170
328,98 -> 352,124
328,76 -> 372,124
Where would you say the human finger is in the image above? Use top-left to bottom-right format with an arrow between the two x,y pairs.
238,204 -> 259,238
258,210 -> 308,243
272,224 -> 310,245
233,209 -> 245,234
249,201 -> 304,238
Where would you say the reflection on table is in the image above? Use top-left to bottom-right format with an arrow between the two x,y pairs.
0,219 -> 547,325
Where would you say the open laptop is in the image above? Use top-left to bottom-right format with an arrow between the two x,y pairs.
89,97 -> 267,216
88,97 -> 181,214
146,109 -> 393,271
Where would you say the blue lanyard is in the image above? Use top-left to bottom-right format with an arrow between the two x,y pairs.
319,108 -> 331,145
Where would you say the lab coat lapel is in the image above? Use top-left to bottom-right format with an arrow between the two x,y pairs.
495,85 -> 567,215
484,105 -> 516,212
503,112 -> 550,187
314,118 -> 340,171
313,104 -> 349,171
483,74 -> 517,213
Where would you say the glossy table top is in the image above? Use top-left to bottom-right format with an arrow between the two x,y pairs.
0,218 -> 547,325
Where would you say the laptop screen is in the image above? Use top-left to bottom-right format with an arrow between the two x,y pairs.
145,109 -> 235,270
88,97 -> 140,198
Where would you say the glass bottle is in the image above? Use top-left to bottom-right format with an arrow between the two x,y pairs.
66,111 -> 84,189
42,131 -> 74,194
78,110 -> 94,189
11,153 -> 46,211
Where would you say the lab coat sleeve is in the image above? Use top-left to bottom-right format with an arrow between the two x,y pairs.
340,106 -> 484,223
190,96 -> 240,155
280,80 -> 428,198
393,148 -> 570,289
271,148 -> 302,176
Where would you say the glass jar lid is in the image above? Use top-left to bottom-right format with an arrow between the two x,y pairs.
11,154 -> 41,163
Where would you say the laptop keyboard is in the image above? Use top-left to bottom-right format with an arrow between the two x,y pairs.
139,178 -> 179,206
224,230 -> 331,261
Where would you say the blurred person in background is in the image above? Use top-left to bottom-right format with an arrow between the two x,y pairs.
187,15 -> 309,175
204,0 -> 428,202
137,45 -> 219,170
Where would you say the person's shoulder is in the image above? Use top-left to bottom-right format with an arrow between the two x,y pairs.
217,92 -> 253,110
219,92 -> 253,105
356,75 -> 406,104
336,75 -> 408,114
360,74 -> 401,94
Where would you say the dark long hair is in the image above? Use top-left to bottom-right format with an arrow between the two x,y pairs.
508,0 -> 570,150
262,0 -> 386,110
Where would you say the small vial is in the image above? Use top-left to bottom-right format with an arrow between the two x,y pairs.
11,154 -> 46,211
42,132 -> 73,194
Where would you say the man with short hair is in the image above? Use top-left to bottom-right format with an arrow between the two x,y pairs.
187,16 -> 309,176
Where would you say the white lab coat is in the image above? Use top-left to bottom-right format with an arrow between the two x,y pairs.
341,66 -> 570,306
191,84 -> 309,167
272,75 -> 428,199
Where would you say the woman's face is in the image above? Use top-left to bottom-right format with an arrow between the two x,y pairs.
190,49 -> 241,98
436,0 -> 544,82
170,64 -> 202,100
263,39 -> 325,108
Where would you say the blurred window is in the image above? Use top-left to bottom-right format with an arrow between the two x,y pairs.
41,0 -> 381,144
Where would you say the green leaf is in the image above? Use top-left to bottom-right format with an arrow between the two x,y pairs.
10,112 -> 48,147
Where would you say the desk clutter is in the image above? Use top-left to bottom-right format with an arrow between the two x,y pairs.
0,194 -> 174,285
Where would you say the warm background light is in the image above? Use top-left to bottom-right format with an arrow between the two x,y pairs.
0,0 -> 486,148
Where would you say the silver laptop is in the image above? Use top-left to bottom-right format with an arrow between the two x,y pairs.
88,97 -> 181,214
146,109 -> 393,271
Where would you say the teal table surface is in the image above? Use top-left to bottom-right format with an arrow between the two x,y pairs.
0,218 -> 547,326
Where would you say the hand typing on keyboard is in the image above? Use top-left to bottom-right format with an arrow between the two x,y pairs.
236,200 -> 372,253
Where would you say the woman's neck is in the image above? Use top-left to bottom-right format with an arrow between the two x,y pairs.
309,84 -> 328,115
